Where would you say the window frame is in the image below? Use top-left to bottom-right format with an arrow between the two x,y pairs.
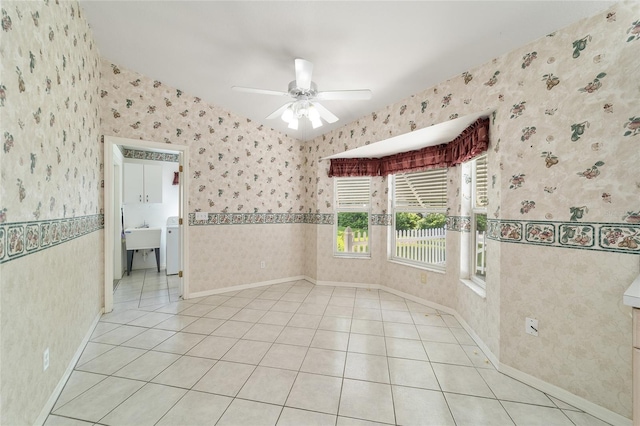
470,154 -> 487,287
333,177 -> 371,258
390,168 -> 448,271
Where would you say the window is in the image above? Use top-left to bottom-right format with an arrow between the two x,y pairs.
471,154 -> 488,284
391,168 -> 447,269
334,177 -> 371,257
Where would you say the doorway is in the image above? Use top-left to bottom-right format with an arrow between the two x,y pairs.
103,136 -> 190,313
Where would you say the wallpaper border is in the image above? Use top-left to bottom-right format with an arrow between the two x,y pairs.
186,213 -> 639,255
447,216 -> 471,233
122,148 -> 179,163
487,219 -> 640,255
0,214 -> 104,264
188,213 -> 391,226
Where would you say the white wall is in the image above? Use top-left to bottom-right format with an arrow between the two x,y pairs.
123,158 -> 179,270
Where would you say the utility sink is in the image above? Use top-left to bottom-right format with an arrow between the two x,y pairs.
124,227 -> 161,250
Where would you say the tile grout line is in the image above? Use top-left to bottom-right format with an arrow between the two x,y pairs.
334,287 -> 353,422
60,271 -> 185,423
274,283 -> 334,425
209,281 -> 303,425
51,278 -> 595,425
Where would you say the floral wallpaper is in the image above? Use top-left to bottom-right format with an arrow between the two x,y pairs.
305,2 -> 639,418
310,6 -> 640,243
99,62 -> 318,293
0,0 -> 103,264
0,1 -> 104,425
100,63 -> 307,216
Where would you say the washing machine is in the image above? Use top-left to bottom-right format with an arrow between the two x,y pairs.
166,216 -> 180,275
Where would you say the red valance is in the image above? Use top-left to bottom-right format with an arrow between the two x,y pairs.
328,117 -> 489,177
379,144 -> 448,176
328,157 -> 380,177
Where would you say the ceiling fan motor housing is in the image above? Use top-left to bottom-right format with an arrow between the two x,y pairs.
288,80 -> 318,99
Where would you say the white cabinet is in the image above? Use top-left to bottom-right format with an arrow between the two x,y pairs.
143,164 -> 163,203
124,163 -> 163,204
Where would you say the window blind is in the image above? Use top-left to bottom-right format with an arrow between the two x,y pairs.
394,168 -> 448,209
335,178 -> 371,208
474,155 -> 488,208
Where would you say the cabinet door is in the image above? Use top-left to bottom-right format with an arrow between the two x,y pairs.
123,163 -> 144,204
634,309 -> 640,348
143,164 -> 163,203
635,348 -> 640,424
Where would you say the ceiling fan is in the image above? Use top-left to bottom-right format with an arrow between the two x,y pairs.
232,58 -> 372,130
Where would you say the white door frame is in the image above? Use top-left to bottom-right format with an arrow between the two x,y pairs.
104,135 -> 190,313
113,146 -> 124,280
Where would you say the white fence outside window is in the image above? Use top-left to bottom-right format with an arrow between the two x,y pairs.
475,230 -> 486,275
342,226 -> 453,267
395,228 -> 446,265
343,228 -> 458,266
342,227 -> 369,253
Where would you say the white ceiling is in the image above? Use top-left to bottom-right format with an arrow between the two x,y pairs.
81,1 -> 615,142
323,109 -> 493,160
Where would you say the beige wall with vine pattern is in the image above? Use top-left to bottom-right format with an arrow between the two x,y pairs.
0,2 -> 104,424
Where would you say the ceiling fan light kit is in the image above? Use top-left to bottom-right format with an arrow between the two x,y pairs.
232,58 -> 372,131
282,100 -> 323,129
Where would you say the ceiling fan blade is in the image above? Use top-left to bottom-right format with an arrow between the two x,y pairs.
316,90 -> 373,101
232,86 -> 289,97
295,58 -> 313,91
313,102 -> 339,124
265,102 -> 293,120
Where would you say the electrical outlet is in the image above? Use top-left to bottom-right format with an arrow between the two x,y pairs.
260,261 -> 266,269
420,273 -> 427,284
195,212 -> 208,221
525,317 -> 539,336
43,348 -> 50,371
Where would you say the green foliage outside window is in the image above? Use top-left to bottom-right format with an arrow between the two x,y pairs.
476,214 -> 487,232
395,212 -> 446,230
337,212 -> 369,232
336,212 -> 369,252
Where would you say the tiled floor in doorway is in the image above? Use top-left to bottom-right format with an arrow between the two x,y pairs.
112,268 -> 182,311
46,270 -> 610,425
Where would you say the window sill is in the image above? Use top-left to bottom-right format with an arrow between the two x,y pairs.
388,259 -> 446,275
334,254 -> 371,260
460,278 -> 486,299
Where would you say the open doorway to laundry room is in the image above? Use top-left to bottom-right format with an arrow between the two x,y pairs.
104,135 -> 190,313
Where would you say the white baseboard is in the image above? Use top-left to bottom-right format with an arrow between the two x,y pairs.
498,363 -> 632,426
34,309 -> 104,426
188,275 -> 308,299
312,278 -> 629,426
302,275 -> 317,285
373,284 -> 501,368
315,279 -> 379,289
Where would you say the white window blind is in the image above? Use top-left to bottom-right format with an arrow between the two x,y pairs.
474,155 -> 488,208
335,178 -> 371,208
394,168 -> 448,209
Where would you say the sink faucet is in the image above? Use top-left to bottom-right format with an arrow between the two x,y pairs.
140,220 -> 149,229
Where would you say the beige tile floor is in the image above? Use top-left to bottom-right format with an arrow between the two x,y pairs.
46,269 -> 610,426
